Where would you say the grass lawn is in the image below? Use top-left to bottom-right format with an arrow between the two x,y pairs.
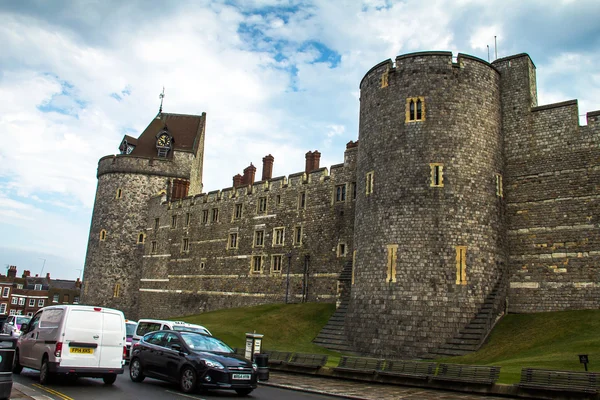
176,304 -> 600,384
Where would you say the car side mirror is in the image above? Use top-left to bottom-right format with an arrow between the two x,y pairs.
20,323 -> 29,333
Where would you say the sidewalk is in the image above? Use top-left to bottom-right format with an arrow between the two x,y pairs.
260,371 -> 517,400
10,383 -> 41,399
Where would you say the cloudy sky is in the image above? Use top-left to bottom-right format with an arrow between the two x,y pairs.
1,0 -> 599,281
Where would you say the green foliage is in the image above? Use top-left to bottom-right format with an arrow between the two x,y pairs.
178,305 -> 600,384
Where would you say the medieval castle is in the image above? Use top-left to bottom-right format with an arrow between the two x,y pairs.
82,51 -> 600,358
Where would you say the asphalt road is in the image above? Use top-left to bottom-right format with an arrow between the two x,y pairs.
14,368 -> 339,400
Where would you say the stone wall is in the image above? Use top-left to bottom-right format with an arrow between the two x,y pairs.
137,148 -> 358,319
346,52 -> 506,358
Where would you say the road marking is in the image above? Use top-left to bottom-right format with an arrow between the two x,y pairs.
13,382 -> 54,400
165,389 -> 206,399
32,384 -> 74,400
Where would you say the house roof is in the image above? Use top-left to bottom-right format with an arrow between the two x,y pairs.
50,279 -> 80,290
124,112 -> 205,159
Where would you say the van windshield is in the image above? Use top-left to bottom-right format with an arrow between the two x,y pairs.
126,323 -> 137,338
16,316 -> 31,325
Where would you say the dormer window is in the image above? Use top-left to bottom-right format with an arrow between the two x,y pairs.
119,138 -> 136,155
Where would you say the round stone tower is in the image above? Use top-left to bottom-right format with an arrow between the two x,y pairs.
345,52 -> 507,357
82,113 -> 205,320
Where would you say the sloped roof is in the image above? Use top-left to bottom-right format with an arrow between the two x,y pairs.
50,279 -> 80,290
126,112 -> 205,158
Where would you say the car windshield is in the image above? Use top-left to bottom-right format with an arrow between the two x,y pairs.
16,317 -> 30,325
180,332 -> 233,353
173,325 -> 209,335
126,323 -> 137,337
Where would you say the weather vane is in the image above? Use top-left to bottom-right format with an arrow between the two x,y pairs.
158,87 -> 165,115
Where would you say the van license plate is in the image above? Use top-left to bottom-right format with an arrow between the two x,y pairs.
70,347 -> 93,354
232,374 -> 251,380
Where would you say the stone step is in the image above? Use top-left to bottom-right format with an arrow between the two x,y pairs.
447,338 -> 480,345
315,332 -> 348,340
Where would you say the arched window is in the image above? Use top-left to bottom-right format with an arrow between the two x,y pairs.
416,99 -> 422,120
99,229 -> 107,241
113,283 -> 120,298
409,100 -> 415,121
116,188 -> 122,199
406,97 -> 425,122
137,233 -> 145,244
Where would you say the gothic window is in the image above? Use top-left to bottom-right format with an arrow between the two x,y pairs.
202,210 -> 209,224
171,215 -> 177,229
496,173 -> 503,197
406,97 -> 425,122
251,255 -> 264,274
276,195 -> 281,205
99,229 -> 107,241
154,218 -> 160,230
185,213 -> 191,227
366,172 -> 374,195
228,233 -> 238,249
337,243 -> 347,257
271,255 -> 283,274
234,204 -> 243,220
298,192 -> 306,209
254,230 -> 265,247
137,233 -> 145,244
273,227 -> 285,246
294,226 -> 303,245
335,184 -> 346,202
258,197 -> 267,214
430,163 -> 444,187
151,241 -> 158,254
212,208 -> 219,222
182,238 -> 190,253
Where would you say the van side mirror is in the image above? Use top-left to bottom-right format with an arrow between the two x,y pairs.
20,323 -> 29,333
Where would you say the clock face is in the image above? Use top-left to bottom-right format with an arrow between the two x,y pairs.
157,134 -> 170,147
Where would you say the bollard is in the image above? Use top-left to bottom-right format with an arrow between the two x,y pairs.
0,335 -> 17,399
253,353 -> 269,381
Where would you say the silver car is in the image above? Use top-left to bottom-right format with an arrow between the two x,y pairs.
2,316 -> 31,337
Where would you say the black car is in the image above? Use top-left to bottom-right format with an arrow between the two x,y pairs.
129,330 -> 257,395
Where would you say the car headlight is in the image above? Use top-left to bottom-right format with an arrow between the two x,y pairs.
252,363 -> 258,371
203,359 -> 225,370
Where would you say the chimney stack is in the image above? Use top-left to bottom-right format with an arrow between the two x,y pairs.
262,154 -> 274,181
305,151 -> 314,174
23,270 -> 30,278
46,272 -> 51,279
7,266 -> 16,278
305,151 -> 321,174
242,163 -> 256,185
75,278 -> 82,289
311,150 -> 321,171
233,174 -> 243,188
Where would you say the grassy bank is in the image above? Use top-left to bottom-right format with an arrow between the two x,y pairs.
177,304 -> 600,384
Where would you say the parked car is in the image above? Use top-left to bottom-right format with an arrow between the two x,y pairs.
13,305 -> 126,385
2,315 -> 31,337
132,319 -> 211,344
125,320 -> 138,363
129,330 -> 257,395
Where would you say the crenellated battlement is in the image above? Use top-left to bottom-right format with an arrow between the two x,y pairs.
98,151 -> 194,180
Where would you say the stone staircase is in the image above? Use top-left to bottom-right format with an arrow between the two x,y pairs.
313,262 -> 354,353
427,280 -> 506,358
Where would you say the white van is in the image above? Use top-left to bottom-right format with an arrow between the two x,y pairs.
13,305 -> 126,385
132,319 -> 211,344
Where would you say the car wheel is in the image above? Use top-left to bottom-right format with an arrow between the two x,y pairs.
39,358 -> 53,385
179,366 -> 197,394
103,373 -> 117,385
129,358 -> 145,382
235,388 -> 254,396
12,349 -> 23,374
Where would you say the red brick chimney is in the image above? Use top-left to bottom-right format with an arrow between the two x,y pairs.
7,266 -> 16,278
262,154 -> 274,181
46,273 -> 51,279
242,163 -> 256,185
311,150 -> 321,171
233,174 -> 243,188
346,140 -> 359,149
75,278 -> 82,289
305,151 -> 314,174
22,270 -> 30,278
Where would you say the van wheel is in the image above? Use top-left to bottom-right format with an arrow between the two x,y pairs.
129,358 -> 145,382
12,350 -> 23,374
103,373 -> 117,385
39,358 -> 53,385
180,366 -> 197,394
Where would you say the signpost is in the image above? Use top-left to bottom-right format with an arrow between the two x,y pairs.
579,354 -> 589,371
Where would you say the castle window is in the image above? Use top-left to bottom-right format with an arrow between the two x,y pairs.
430,163 -> 444,187
251,255 -> 264,274
276,195 -> 281,205
228,233 -> 238,249
254,230 -> 265,247
273,227 -> 285,246
456,246 -> 467,285
113,283 -> 120,298
137,233 -> 145,244
386,244 -> 398,283
185,213 -> 191,227
171,215 -> 177,229
99,229 -> 107,241
211,208 -> 219,222
200,261 -> 205,270
116,188 -> 122,199
496,173 -> 503,197
352,182 -> 357,200
337,243 -> 347,257
182,238 -> 190,253
154,218 -> 160,230
202,210 -> 209,224
258,197 -> 267,214
234,204 -> 243,220
366,172 -> 374,195
151,241 -> 158,254
294,226 -> 303,245
298,192 -> 306,209
406,97 -> 425,122
381,67 -> 389,88
271,255 -> 283,274
335,184 -> 346,202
